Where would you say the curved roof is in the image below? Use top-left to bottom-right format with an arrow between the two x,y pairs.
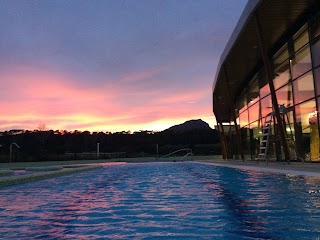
213,0 -> 320,122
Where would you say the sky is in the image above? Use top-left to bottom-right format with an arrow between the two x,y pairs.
0,0 -> 247,133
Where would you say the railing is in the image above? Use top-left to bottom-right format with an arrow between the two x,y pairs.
9,142 -> 20,163
158,148 -> 193,161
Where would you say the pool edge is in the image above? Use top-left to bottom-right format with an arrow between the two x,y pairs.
0,165 -> 102,188
195,161 -> 320,177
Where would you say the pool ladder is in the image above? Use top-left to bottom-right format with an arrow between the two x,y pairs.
258,113 -> 273,163
257,104 -> 299,163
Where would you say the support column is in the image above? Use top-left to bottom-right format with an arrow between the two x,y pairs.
214,95 -> 230,159
255,14 -> 290,163
213,94 -> 227,159
224,66 -> 244,161
215,118 -> 227,159
217,119 -> 228,160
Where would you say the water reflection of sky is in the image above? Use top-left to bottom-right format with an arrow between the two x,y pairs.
0,162 -> 320,239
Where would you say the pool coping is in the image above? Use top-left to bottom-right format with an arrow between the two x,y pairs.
196,160 -> 320,177
0,165 -> 103,187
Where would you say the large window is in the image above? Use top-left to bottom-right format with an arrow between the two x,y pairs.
291,45 -> 312,79
248,79 -> 259,107
238,93 -> 247,114
260,84 -> 270,99
311,29 -> 320,67
274,60 -> 291,90
276,83 -> 293,107
249,121 -> 261,159
296,100 -> 315,131
291,27 -> 312,79
273,44 -> 290,90
232,15 -> 320,161
285,109 -> 295,137
312,42 -> 320,67
248,102 -> 260,124
241,127 -> 250,159
293,25 -> 309,51
260,95 -> 272,118
293,71 -> 315,104
315,67 -> 320,97
295,100 -> 318,159
311,14 -> 320,96
258,69 -> 269,98
239,109 -> 249,128
310,13 -> 320,41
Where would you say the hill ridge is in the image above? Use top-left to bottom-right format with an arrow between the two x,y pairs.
165,119 -> 211,133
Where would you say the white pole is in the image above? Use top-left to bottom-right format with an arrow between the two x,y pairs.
9,144 -> 12,163
156,144 -> 159,159
97,143 -> 100,159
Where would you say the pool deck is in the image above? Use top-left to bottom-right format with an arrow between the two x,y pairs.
197,159 -> 320,177
0,164 -> 103,187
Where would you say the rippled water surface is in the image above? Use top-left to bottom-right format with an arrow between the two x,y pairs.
1,162 -> 320,239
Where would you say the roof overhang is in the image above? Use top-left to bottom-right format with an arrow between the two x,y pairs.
213,0 -> 320,122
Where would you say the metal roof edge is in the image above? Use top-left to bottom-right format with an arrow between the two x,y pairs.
212,0 -> 262,92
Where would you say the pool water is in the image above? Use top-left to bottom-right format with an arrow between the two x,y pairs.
0,162 -> 320,239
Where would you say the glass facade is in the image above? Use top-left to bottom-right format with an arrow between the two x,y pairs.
233,12 -> 320,161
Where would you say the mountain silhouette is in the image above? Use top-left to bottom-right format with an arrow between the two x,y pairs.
164,119 -> 212,133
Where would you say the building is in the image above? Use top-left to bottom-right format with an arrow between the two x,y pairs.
212,0 -> 320,162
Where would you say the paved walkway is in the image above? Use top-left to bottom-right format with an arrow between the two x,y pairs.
198,159 -> 320,177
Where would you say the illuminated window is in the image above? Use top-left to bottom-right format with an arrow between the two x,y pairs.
273,44 -> 290,89
248,102 -> 260,124
260,84 -> 270,99
291,45 -> 312,79
291,26 -> 312,79
274,60 -> 290,90
238,93 -> 247,114
260,95 -> 272,118
276,83 -> 293,107
293,71 -> 315,104
295,100 -> 316,134
294,99 -> 317,159
293,25 -> 309,52
310,13 -> 320,67
314,67 -> 320,96
239,109 -> 249,128
248,79 -> 259,107
311,38 -> 320,68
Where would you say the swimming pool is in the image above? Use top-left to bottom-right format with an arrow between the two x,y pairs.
0,162 -> 319,239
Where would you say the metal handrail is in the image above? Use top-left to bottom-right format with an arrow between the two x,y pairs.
158,148 -> 193,161
181,152 -> 193,160
10,142 -> 20,163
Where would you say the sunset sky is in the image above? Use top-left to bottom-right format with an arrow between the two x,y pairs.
0,0 -> 247,133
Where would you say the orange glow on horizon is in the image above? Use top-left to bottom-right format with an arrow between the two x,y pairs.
0,67 -> 216,133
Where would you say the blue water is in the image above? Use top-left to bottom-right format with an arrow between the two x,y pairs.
0,162 -> 320,239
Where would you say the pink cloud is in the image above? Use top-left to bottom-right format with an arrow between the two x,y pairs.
0,66 -> 215,132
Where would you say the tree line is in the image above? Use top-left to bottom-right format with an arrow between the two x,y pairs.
0,128 -> 221,162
